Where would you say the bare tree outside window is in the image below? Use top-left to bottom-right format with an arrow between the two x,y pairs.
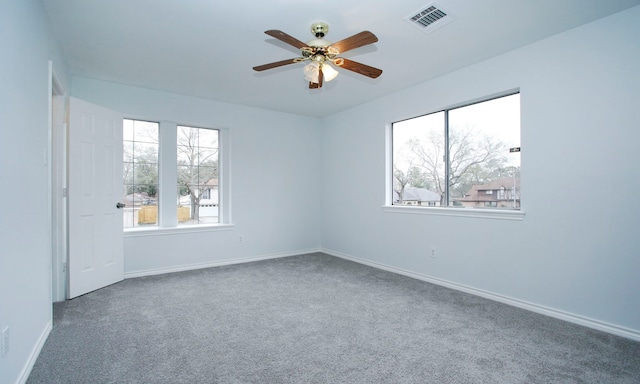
392,93 -> 521,209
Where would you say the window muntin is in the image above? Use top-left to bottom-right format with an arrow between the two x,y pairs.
392,93 -> 520,210
123,119 -> 159,228
177,126 -> 219,225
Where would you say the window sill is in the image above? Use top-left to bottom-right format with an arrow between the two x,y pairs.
124,223 -> 235,237
381,205 -> 525,221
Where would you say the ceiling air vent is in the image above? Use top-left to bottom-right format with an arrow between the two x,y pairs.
406,3 -> 454,33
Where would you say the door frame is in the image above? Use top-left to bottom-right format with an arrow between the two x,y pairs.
49,61 -> 68,302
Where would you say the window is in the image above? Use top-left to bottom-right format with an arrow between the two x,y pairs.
497,187 -> 505,200
392,93 -> 520,210
123,119 -> 159,228
123,120 -> 226,231
177,126 -> 219,225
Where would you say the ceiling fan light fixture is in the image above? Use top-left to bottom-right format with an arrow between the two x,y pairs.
303,61 -> 320,82
322,63 -> 339,82
303,61 -> 339,83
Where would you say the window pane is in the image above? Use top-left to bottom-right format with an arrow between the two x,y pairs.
177,148 -> 194,165
449,94 -> 520,209
133,142 -> 158,163
177,126 -> 219,225
123,119 -> 134,141
133,120 -> 159,143
392,112 -> 445,206
199,148 -> 218,165
177,126 -> 197,148
123,141 -> 134,162
123,162 -> 134,185
123,119 -> 159,228
198,129 -> 218,148
133,163 -> 158,185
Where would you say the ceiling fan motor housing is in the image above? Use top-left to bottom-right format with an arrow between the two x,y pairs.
305,38 -> 332,48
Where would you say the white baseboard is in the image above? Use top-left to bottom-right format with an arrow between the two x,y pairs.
16,320 -> 52,384
124,248 -> 323,279
323,248 -> 640,342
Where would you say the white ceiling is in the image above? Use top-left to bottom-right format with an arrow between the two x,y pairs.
43,0 -> 640,118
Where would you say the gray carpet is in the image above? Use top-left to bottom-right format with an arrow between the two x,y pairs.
28,253 -> 640,383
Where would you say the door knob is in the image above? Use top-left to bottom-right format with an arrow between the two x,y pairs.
116,202 -> 126,209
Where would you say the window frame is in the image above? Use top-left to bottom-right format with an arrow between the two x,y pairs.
124,119 -> 233,236
384,91 -> 525,221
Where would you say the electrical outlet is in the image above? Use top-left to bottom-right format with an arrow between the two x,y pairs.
430,247 -> 436,258
238,236 -> 244,244
1,326 -> 9,357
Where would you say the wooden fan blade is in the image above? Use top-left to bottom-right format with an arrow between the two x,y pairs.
330,31 -> 378,54
309,82 -> 319,89
253,58 -> 299,72
337,58 -> 383,79
265,30 -> 309,49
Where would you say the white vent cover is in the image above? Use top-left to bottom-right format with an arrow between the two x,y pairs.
406,3 -> 454,33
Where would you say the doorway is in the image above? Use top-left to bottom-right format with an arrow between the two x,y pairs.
50,62 -> 67,302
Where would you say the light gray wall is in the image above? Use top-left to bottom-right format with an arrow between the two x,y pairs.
71,78 -> 323,276
320,6 -> 640,336
0,1 -> 69,383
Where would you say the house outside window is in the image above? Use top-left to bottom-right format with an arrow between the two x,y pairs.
392,93 -> 521,210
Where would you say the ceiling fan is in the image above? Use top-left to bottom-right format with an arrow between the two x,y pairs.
253,22 -> 382,89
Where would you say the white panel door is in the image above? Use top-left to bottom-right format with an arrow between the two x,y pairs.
68,98 -> 124,298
